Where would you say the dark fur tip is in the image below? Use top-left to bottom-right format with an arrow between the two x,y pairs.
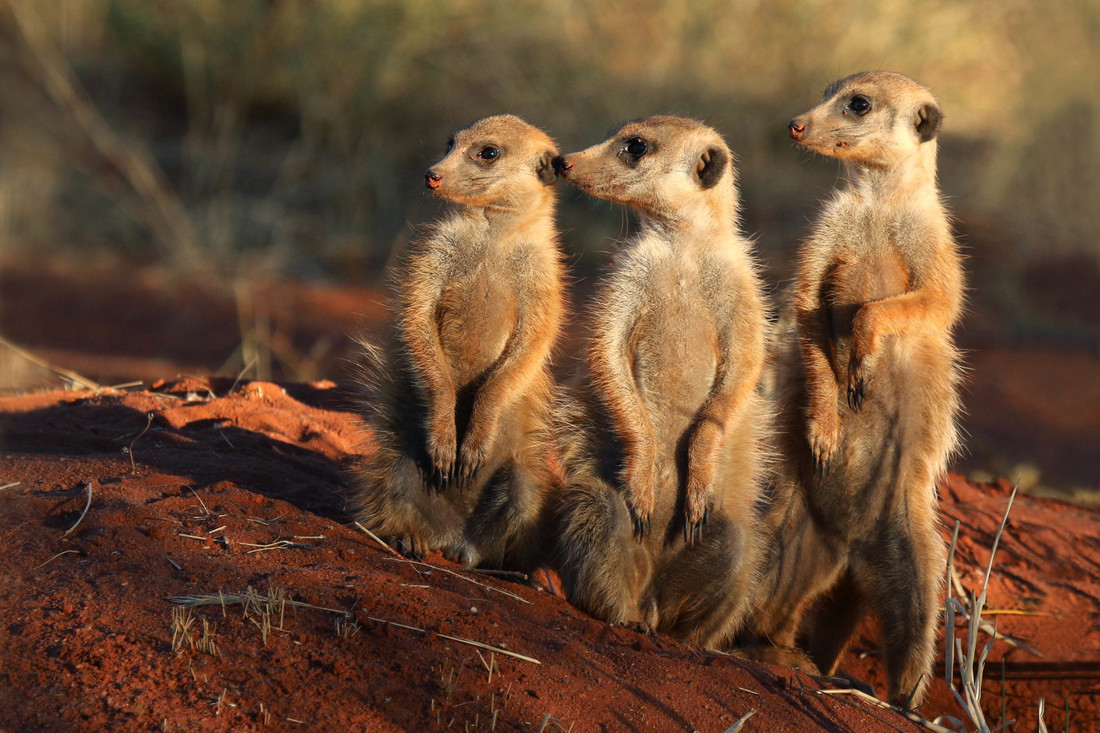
537,152 -> 558,185
696,146 -> 729,189
916,103 -> 943,143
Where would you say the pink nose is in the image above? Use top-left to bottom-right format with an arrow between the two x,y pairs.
788,121 -> 806,142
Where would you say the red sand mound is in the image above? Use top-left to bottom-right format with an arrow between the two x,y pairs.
1,380 -> 1097,731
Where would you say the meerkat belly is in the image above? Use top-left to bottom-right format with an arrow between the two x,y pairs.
824,251 -> 910,360
437,270 -> 516,388
633,299 -> 718,449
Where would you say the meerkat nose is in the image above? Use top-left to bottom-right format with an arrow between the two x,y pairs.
788,120 -> 806,141
425,170 -> 444,189
551,156 -> 573,176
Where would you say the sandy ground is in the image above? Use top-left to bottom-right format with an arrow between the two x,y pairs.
1,260 -> 1098,731
1,378 -> 1097,732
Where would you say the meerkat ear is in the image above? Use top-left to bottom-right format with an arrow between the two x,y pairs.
915,103 -> 943,143
695,146 -> 728,189
536,151 -> 557,185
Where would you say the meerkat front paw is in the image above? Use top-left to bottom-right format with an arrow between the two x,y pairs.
623,455 -> 656,540
457,424 -> 495,487
426,412 -> 458,489
847,352 -> 873,412
848,305 -> 880,412
806,408 -> 839,478
683,473 -> 714,548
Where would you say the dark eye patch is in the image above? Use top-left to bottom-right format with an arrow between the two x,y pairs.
474,146 -> 501,161
848,95 -> 872,115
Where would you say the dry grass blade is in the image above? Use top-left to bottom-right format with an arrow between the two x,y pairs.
8,1 -> 207,273
171,606 -> 196,652
1036,698 -> 1049,733
127,412 -> 155,472
32,549 -> 80,570
382,557 -> 531,604
723,709 -> 756,732
945,481 -> 1020,733
948,563 -> 1043,657
0,335 -> 101,390
352,521 -> 406,558
816,689 -> 956,733
0,482 -> 23,492
168,588 -> 541,664
360,614 -> 541,665
62,482 -> 93,536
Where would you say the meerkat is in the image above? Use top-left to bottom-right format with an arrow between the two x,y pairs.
742,72 -> 964,707
551,116 -> 770,648
355,114 -> 565,572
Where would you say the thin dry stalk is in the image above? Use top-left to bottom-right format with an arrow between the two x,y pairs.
724,709 -> 756,733
170,588 -> 542,664
8,1 -> 207,272
127,412 -> 155,472
383,557 -> 530,604
352,521 -> 405,559
33,549 -> 80,570
0,335 -> 101,390
197,618 -> 220,657
475,649 -> 499,684
62,482 -> 93,536
171,606 -> 196,652
816,688 -> 956,733
945,482 -> 1020,733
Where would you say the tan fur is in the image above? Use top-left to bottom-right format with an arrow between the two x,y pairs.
552,116 -> 770,648
743,72 -> 964,707
356,115 -> 565,571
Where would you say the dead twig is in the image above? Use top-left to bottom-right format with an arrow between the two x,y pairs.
352,521 -> 404,558
127,412 -> 155,472
0,334 -> 101,390
169,589 -> 540,664
816,688 -> 955,733
383,557 -> 531,604
62,482 -> 93,536
33,549 -> 80,570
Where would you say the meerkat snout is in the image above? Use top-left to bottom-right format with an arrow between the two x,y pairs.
551,156 -> 572,176
788,120 -> 806,141
425,169 -> 443,190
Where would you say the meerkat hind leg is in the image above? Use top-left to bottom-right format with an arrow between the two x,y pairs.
557,480 -> 652,627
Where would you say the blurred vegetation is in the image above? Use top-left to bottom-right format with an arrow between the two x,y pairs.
0,0 -> 1097,340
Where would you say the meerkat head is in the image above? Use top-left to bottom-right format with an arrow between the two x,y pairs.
552,115 -> 736,225
788,72 -> 943,169
424,115 -> 558,209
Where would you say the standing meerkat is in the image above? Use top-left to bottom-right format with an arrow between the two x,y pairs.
747,72 -> 964,707
552,116 -> 769,647
356,114 -> 565,571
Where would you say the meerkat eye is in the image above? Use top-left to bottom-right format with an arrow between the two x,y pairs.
474,146 -> 501,161
848,96 -> 872,115
622,137 -> 649,158
445,137 -> 455,154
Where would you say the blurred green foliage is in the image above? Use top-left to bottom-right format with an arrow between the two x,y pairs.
1,0 -> 1097,293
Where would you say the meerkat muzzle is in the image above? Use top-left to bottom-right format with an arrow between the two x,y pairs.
425,170 -> 443,190
551,156 -> 573,176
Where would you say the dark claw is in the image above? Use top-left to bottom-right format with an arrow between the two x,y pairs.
703,507 -> 711,526
631,512 -> 650,540
813,454 -> 832,480
848,378 -> 867,412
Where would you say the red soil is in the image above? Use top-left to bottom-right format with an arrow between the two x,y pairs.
2,379 -> 1097,732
